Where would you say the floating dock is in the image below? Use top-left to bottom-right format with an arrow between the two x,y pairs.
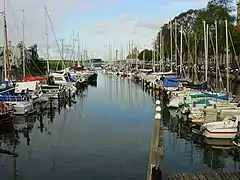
168,172 -> 240,180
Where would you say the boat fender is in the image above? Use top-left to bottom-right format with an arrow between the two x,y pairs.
193,101 -> 196,107
0,84 -> 6,89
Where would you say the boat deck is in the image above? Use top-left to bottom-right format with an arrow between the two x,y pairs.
168,172 -> 240,180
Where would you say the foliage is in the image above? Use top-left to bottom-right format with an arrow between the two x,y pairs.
25,44 -> 46,76
126,47 -> 139,59
138,49 -> 152,62
144,0 -> 238,66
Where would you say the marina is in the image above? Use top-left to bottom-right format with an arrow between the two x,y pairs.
2,0 -> 240,179
0,72 -> 240,179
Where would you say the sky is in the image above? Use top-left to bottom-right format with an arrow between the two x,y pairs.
1,0 -> 210,60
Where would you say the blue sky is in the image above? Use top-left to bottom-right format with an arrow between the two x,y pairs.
5,0 -> 210,60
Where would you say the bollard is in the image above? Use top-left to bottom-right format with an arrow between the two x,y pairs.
156,100 -> 161,105
154,113 -> 161,120
155,106 -> 161,113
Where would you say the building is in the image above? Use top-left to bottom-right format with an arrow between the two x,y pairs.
83,58 -> 103,67
0,41 -> 22,68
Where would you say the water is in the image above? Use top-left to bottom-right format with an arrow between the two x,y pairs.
0,73 -> 240,180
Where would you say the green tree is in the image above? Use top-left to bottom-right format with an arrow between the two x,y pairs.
126,47 -> 139,59
25,44 -> 46,76
138,49 -> 152,62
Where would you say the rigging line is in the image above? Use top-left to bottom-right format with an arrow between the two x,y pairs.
64,33 -> 75,60
25,64 -> 33,76
171,29 -> 187,78
209,31 -> 224,90
182,32 -> 198,81
45,6 -> 66,69
8,0 -> 21,39
56,34 -> 73,70
228,29 -> 240,82
28,56 -> 44,76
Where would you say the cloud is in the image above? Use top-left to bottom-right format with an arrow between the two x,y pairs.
0,0 -> 211,60
0,0 -> 94,59
91,14 -> 166,51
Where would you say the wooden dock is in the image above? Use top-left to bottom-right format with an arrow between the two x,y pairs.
168,172 -> 240,180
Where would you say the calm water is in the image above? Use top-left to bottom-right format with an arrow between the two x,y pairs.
0,73 -> 240,180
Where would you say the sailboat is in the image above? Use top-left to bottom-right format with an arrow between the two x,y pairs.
0,6 -> 35,116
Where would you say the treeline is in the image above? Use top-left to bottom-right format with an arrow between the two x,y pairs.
138,0 -> 240,65
15,42 -> 79,76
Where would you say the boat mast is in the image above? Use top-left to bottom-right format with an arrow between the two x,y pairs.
203,21 -> 208,83
72,29 -> 75,66
77,32 -> 80,67
45,6 -> 50,73
159,29 -> 162,72
174,19 -> 177,73
170,19 -> 173,71
215,20 -> 219,90
21,9 -> 26,78
2,0 -> 10,81
225,20 -> 230,94
143,45 -> 145,69
180,25 -> 183,76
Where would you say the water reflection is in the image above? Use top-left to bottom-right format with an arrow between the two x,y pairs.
163,109 -> 240,176
0,75 -> 153,180
1,73 -> 240,180
104,76 -> 150,109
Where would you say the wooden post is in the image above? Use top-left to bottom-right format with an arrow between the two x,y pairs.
147,100 -> 164,180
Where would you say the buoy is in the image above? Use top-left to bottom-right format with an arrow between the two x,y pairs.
156,100 -> 161,105
155,106 -> 161,112
155,113 -> 161,120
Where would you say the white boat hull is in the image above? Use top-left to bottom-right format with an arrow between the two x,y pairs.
8,101 -> 35,116
202,128 -> 237,139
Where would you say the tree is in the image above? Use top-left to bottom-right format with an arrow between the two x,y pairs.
154,0 -> 237,66
25,44 -> 46,76
138,49 -> 152,62
126,47 -> 139,59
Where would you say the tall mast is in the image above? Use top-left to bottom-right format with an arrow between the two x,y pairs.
77,32 -> 80,67
215,20 -> 219,89
174,19 -> 177,72
180,26 -> 183,76
225,20 -> 230,94
143,45 -> 145,69
21,9 -> 26,77
159,30 -> 162,72
203,21 -> 208,82
45,6 -> 50,73
72,29 -> 75,66
115,49 -> 118,65
60,39 -> 64,69
170,19 -> 173,71
3,0 -> 10,81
